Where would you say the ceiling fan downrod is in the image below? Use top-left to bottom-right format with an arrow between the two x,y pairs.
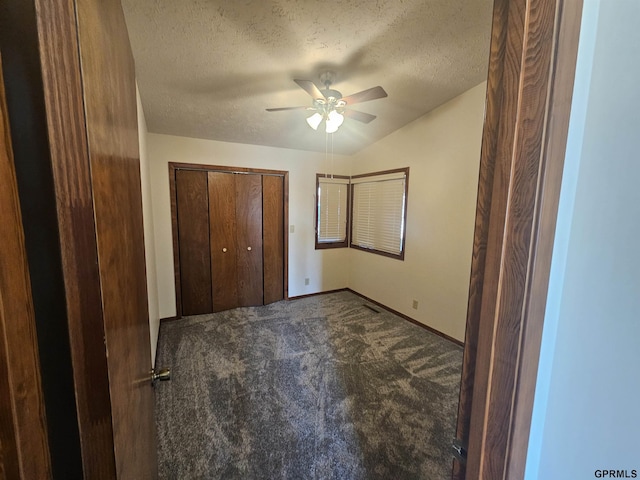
319,71 -> 343,102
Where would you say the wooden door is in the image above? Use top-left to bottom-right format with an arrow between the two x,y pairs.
235,173 -> 264,307
209,171 -> 239,312
74,0 -> 158,477
262,175 -> 285,305
177,170 -> 213,315
209,171 -> 279,310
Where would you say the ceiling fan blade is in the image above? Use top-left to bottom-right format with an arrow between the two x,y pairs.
293,79 -> 326,101
343,109 -> 377,124
266,106 -> 311,112
341,86 -> 388,105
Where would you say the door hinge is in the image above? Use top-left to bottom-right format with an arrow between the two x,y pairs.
452,438 -> 468,464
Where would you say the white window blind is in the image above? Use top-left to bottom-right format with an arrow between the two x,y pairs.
317,176 -> 349,244
351,171 -> 407,256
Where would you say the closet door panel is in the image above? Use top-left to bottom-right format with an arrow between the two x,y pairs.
235,174 -> 264,307
263,175 -> 284,304
208,172 -> 239,312
176,170 -> 212,315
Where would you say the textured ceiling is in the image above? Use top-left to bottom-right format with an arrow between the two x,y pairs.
122,0 -> 493,155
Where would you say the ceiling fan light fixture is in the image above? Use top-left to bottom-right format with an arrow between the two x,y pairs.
268,75 -> 387,134
325,110 -> 344,134
306,112 -> 323,130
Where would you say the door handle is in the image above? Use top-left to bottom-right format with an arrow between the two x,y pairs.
247,246 -> 252,251
151,368 -> 171,385
222,247 -> 227,253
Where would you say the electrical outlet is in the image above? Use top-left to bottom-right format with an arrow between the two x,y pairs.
305,278 -> 310,286
412,300 -> 419,310
290,225 -> 295,233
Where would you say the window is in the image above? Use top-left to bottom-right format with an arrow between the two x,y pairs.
315,174 -> 350,249
314,168 -> 409,259
350,168 -> 409,260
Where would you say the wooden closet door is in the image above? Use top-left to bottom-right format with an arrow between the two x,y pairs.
235,174 -> 264,307
176,170 -> 212,315
208,172 -> 239,312
263,175 -> 284,304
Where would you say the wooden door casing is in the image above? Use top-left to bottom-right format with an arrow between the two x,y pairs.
5,0 -> 108,475
235,173 -> 264,307
177,169 -> 213,315
0,51 -> 52,480
454,0 -> 584,478
263,175 -> 285,305
209,171 -> 240,312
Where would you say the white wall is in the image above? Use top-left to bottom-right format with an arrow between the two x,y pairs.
147,134 -> 352,318
348,83 -> 486,341
136,87 -> 161,364
526,1 -> 640,477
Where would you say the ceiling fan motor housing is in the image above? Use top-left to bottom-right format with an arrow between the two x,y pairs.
322,89 -> 342,100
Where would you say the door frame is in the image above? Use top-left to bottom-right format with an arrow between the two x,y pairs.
455,0 -> 584,478
169,162 -> 289,318
0,50 -> 52,480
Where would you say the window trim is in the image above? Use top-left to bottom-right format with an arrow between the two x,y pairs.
314,173 -> 351,249
349,167 -> 409,260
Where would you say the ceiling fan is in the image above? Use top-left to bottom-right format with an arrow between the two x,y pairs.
266,72 -> 387,133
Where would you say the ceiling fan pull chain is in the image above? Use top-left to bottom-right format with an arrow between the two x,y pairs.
331,133 -> 334,179
325,130 -> 329,178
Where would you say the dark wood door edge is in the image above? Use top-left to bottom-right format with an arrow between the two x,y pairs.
452,0 -> 511,475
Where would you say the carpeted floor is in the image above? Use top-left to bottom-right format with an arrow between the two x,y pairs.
155,291 -> 463,479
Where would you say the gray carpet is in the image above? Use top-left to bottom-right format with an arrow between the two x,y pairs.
155,291 -> 463,479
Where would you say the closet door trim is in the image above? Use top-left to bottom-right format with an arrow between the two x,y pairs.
170,162 -> 287,176
169,162 -> 289,318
